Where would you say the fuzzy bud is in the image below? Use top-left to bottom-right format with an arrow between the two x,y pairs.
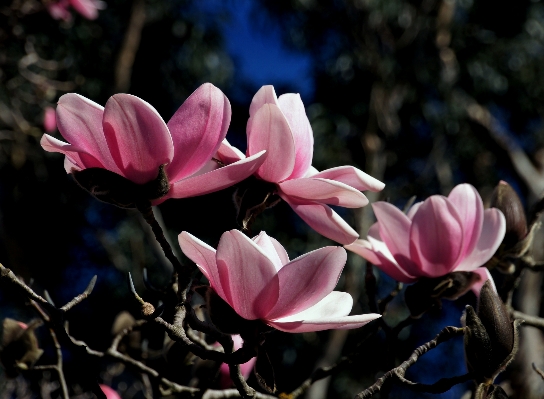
490,181 -> 527,251
464,281 -> 518,383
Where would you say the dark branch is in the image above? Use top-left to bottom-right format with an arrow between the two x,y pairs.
355,326 -> 465,398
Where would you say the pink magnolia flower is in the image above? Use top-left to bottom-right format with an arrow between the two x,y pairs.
99,385 -> 121,399
179,229 -> 381,333
47,0 -> 105,21
215,85 -> 384,245
345,184 -> 505,289
43,107 -> 57,133
40,84 -> 266,203
218,335 -> 256,388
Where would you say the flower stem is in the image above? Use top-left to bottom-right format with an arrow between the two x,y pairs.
136,202 -> 192,285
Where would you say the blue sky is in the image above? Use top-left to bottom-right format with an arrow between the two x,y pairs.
195,0 -> 314,100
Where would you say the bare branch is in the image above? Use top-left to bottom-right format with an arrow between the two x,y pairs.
355,326 -> 465,398
60,275 -> 97,312
532,363 -> 544,380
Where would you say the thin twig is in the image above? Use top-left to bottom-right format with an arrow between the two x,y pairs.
378,282 -> 403,314
532,363 -> 544,380
355,326 -> 465,398
28,301 -> 69,399
0,264 -> 51,308
136,203 -> 191,283
110,319 -> 146,352
60,275 -> 97,312
512,310 -> 544,330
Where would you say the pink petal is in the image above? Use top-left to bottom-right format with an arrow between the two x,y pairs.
469,268 -> 496,298
103,94 -> 174,184
247,104 -> 296,183
345,237 -> 417,284
249,86 -> 279,118
247,86 -> 279,146
252,231 -> 285,272
304,166 -> 319,177
70,0 -> 102,19
267,292 -> 381,333
216,139 -> 245,164
454,209 -> 506,272
56,94 -> 120,173
41,134 -> 104,170
268,235 -> 289,267
178,232 -> 226,300
448,184 -> 484,260
269,314 -> 381,333
216,230 -> 279,320
160,150 -> 266,202
269,291 -> 350,321
99,385 -> 121,399
281,195 -> 359,244
277,93 -> 313,179
265,247 -> 347,320
64,157 -> 80,173
406,202 -> 422,219
312,166 -> 385,192
47,1 -> 71,20
167,84 -> 231,182
279,178 -> 369,208
372,202 -> 418,274
409,196 -> 465,277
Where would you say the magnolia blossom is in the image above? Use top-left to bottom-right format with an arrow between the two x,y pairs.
41,83 -> 266,203
179,229 -> 381,333
47,0 -> 106,21
214,85 -> 384,245
218,335 -> 256,388
346,184 -> 505,289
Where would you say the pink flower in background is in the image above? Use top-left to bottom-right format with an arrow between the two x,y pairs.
345,184 -> 505,290
99,385 -> 121,399
40,83 -> 266,201
179,229 -> 381,333
47,0 -> 105,21
215,85 -> 384,245
70,0 -> 105,19
218,335 -> 256,388
43,107 -> 57,133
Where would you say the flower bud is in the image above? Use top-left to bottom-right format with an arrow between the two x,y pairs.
490,181 -> 527,251
464,281 -> 518,383
0,319 -> 43,378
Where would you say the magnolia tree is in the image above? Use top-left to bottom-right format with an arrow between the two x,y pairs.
2,2 -> 544,399
3,81 -> 543,399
